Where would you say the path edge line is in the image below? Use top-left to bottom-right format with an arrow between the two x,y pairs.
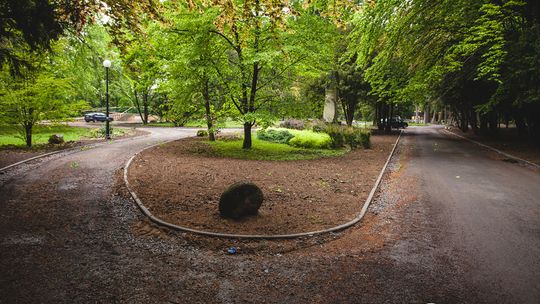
443,129 -> 539,169
123,130 -> 403,239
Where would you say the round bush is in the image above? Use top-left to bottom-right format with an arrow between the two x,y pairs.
48,134 -> 64,145
256,129 -> 294,144
197,130 -> 208,137
219,182 -> 264,219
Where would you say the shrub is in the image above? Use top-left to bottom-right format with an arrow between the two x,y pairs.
343,127 -> 358,148
324,124 -> 345,148
288,130 -> 332,149
324,125 -> 371,149
279,119 -> 304,130
48,134 -> 64,144
256,129 -> 294,144
197,130 -> 208,137
312,125 -> 325,133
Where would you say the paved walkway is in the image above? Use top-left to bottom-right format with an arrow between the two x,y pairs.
403,126 -> 540,303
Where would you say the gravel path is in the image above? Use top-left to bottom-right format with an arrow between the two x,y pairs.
1,126 -> 537,303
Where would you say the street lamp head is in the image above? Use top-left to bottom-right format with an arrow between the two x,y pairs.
103,59 -> 111,68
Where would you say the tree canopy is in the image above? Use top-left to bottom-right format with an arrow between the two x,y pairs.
1,0 -> 539,147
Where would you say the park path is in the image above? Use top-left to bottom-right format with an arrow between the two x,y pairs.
401,126 -> 540,303
0,127 -> 197,302
0,125 -> 538,303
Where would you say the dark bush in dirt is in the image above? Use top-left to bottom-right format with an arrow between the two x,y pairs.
197,130 -> 208,137
256,129 -> 294,144
48,134 -> 64,144
219,182 -> 264,219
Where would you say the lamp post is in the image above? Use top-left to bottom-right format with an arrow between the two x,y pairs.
103,59 -> 111,139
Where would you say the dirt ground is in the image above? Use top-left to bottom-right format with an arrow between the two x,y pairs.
0,128 -> 489,303
448,126 -> 540,166
127,133 -> 398,235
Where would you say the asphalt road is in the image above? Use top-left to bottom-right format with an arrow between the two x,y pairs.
0,125 -> 538,303
402,126 -> 540,303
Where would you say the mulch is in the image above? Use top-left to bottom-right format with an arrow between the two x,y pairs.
127,133 -> 399,235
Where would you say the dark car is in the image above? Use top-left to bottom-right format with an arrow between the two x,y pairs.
84,112 -> 113,122
378,116 -> 408,129
389,116 -> 408,129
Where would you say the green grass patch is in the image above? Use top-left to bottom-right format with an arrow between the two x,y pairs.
256,127 -> 343,149
408,122 -> 430,126
0,124 -> 94,147
206,137 -> 346,161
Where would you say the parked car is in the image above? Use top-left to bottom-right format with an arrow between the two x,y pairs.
389,116 -> 408,129
378,116 -> 408,129
84,112 -> 113,122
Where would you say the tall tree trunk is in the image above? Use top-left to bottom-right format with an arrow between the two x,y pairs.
424,104 -> 430,124
459,108 -> 469,132
489,112 -> 498,134
133,90 -> 145,124
385,103 -> 392,133
415,105 -> 420,123
323,86 -> 338,123
373,102 -> 379,126
242,122 -> 252,149
344,101 -> 355,126
24,122 -> 32,148
143,93 -> 149,124
471,110 -> 479,134
203,79 -> 215,141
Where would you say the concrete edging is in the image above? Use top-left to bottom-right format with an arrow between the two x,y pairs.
123,130 -> 403,239
443,129 -> 540,169
0,132 -> 151,173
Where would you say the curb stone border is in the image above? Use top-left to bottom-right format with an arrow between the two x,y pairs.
443,129 -> 539,169
0,132 -> 151,173
123,130 -> 403,239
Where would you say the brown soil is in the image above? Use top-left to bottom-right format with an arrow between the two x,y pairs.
127,133 -> 398,235
448,127 -> 540,166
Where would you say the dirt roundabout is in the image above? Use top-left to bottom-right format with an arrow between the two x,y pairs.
126,133 -> 399,236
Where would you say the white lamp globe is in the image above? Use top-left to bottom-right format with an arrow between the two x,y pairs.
103,59 -> 111,68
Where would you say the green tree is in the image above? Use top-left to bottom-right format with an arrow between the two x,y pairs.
0,53 -> 87,147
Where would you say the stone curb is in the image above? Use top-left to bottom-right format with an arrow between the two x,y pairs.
123,130 -> 403,239
443,129 -> 539,169
0,133 -> 151,173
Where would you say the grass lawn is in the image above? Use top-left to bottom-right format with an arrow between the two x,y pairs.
0,125 -> 94,147
206,137 -> 346,161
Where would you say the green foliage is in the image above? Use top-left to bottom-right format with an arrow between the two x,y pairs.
0,52 -> 89,147
256,129 -> 294,144
0,125 -> 92,147
88,126 -> 128,139
324,124 -> 345,148
207,138 -> 345,161
243,112 -> 276,130
197,130 -> 208,137
285,129 -> 332,149
324,125 -> 371,149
